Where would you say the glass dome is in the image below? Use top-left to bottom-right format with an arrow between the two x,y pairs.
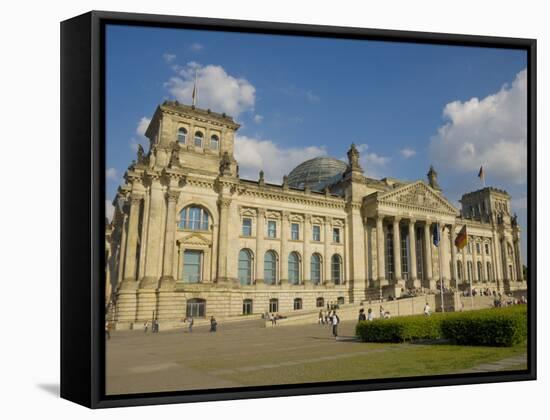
287,156 -> 347,191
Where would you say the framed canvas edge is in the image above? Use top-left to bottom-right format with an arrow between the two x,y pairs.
60,10 -> 537,409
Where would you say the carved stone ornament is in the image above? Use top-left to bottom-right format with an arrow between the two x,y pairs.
220,151 -> 232,176
347,143 -> 362,171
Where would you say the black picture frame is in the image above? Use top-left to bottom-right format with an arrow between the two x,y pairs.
60,10 -> 537,409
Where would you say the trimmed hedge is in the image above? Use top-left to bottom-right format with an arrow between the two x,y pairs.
355,306 -> 527,346
355,314 -> 441,343
440,305 -> 527,347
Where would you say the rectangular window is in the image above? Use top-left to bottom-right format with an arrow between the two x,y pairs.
476,243 -> 481,254
485,243 -> 490,254
312,225 -> 321,241
183,250 -> 202,283
267,220 -> 277,238
291,223 -> 300,240
242,218 -> 252,237
269,299 -> 278,313
333,228 -> 340,243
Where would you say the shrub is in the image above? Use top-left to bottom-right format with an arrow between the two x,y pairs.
440,305 -> 527,347
355,315 -> 441,343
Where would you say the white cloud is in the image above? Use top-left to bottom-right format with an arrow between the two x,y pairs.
234,135 -> 326,182
430,69 -> 527,184
163,53 -> 176,64
189,43 -> 203,52
136,117 -> 151,136
253,114 -> 263,124
305,90 -> 320,104
354,144 -> 390,179
105,200 -> 115,222
106,167 -> 118,181
164,62 -> 255,117
400,148 -> 417,159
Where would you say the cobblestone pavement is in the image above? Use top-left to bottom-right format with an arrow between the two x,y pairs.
106,320 -> 525,395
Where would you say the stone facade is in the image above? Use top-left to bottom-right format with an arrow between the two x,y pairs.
106,101 -> 525,329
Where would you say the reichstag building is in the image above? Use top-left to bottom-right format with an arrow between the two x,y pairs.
106,101 -> 525,329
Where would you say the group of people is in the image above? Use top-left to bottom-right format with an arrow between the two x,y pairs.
357,305 -> 392,322
317,310 -> 340,337
143,319 -> 160,333
494,293 -> 527,307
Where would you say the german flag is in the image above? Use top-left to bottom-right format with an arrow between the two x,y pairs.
454,225 -> 468,250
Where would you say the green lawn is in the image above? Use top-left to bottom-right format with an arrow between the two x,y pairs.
213,342 -> 527,386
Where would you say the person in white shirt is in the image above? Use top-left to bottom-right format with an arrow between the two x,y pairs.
331,311 -> 340,337
367,308 -> 374,321
424,303 -> 431,316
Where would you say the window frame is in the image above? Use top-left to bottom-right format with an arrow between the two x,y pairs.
267,220 -> 277,238
242,217 -> 252,237
291,222 -> 300,240
194,131 -> 204,147
312,225 -> 321,241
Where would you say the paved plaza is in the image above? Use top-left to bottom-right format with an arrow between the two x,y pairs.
106,320 -> 527,395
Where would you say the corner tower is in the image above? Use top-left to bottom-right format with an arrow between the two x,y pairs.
143,100 -> 240,175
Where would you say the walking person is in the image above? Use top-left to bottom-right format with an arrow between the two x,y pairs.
143,320 -> 149,333
379,305 -> 385,319
318,310 -> 325,324
187,315 -> 194,333
358,308 -> 366,321
210,316 -> 217,332
331,311 -> 340,338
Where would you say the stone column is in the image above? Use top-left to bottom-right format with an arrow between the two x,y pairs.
217,197 -> 232,282
122,193 -> 143,286
481,237 -> 487,283
116,213 -> 128,288
255,208 -> 266,283
392,217 -> 402,285
514,237 -> 523,281
324,217 -> 331,284
423,220 -> 434,289
376,216 -> 386,285
449,225 -> 458,288
408,219 -> 418,287
281,211 -> 290,283
159,189 -> 180,289
491,230 -> 502,289
303,214 -> 311,284
141,175 -> 164,289
461,242 -> 467,287
471,236 -> 479,283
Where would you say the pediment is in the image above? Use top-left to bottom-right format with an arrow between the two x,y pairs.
378,181 -> 458,215
178,232 -> 211,247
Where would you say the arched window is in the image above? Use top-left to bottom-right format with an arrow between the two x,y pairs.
477,261 -> 484,282
316,297 -> 324,308
242,299 -> 253,315
486,262 -> 492,282
310,253 -> 322,285
194,131 -> 203,147
177,127 -> 187,143
269,298 -> 278,313
238,249 -> 253,286
186,298 -> 206,317
179,206 -> 209,230
331,254 -> 342,285
264,251 -> 278,285
293,298 -> 303,310
288,252 -> 301,285
210,134 -> 219,150
457,260 -> 463,283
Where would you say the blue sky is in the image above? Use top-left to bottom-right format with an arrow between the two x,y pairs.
106,24 -> 528,259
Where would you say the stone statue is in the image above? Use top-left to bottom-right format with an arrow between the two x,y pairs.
427,165 -> 440,190
282,175 -> 289,190
259,170 -> 265,186
220,151 -> 232,176
347,143 -> 361,170
137,144 -> 145,162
